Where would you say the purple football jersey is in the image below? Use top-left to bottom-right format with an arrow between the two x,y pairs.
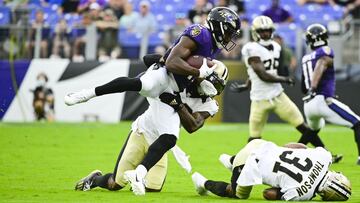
301,46 -> 335,97
164,24 -> 221,91
165,24 -> 220,60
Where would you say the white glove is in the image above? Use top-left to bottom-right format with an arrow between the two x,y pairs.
199,79 -> 218,97
199,58 -> 216,78
171,145 -> 192,173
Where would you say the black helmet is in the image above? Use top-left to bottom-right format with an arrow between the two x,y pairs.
206,7 -> 241,51
306,23 -> 328,50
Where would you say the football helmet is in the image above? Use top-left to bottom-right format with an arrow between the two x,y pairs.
206,7 -> 241,51
251,15 -> 275,46
305,23 -> 328,50
205,59 -> 228,95
318,171 -> 351,201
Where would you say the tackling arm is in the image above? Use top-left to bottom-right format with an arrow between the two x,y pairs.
249,57 -> 293,85
165,36 -> 201,77
178,104 -> 210,133
311,56 -> 332,89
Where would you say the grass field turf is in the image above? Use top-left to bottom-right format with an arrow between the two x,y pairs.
0,122 -> 359,202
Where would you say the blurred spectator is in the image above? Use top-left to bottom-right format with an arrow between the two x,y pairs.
163,12 -> 189,48
27,10 -> 50,58
130,0 -> 157,35
154,44 -> 167,55
188,0 -> 213,24
5,0 -> 28,8
104,0 -> 125,20
274,34 -> 297,76
262,0 -> 293,23
61,0 -> 80,13
343,0 -> 360,19
51,19 -> 71,58
119,2 -> 138,30
297,0 -> 328,5
86,2 -> 102,21
72,12 -> 92,62
32,72 -> 55,121
96,9 -> 121,61
77,0 -> 106,13
215,0 -> 245,14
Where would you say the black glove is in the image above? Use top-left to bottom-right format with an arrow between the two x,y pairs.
229,81 -> 249,93
159,92 -> 182,111
284,77 -> 295,86
302,88 -> 316,102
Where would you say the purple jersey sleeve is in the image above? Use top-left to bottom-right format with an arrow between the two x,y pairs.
315,46 -> 334,59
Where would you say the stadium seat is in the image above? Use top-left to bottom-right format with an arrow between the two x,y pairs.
275,23 -> 298,49
0,6 -> 10,25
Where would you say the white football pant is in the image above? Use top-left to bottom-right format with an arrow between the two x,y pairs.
304,95 -> 360,130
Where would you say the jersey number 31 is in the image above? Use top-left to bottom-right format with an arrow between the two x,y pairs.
272,151 -> 313,183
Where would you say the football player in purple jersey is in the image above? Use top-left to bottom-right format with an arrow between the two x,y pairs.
64,7 -> 241,105
299,23 -> 360,165
66,7 -> 241,195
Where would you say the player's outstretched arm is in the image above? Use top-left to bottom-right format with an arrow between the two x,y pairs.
230,79 -> 251,93
249,57 -> 294,85
165,36 -> 202,77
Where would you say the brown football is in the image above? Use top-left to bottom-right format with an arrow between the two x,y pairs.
263,187 -> 282,200
283,142 -> 307,149
186,55 -> 214,69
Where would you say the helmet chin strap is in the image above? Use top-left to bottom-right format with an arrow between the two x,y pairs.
258,39 -> 272,46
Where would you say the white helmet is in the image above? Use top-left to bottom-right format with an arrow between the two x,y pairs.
207,60 -> 228,95
251,15 -> 275,46
318,171 -> 351,201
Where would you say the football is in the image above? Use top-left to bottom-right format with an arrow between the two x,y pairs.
263,187 -> 282,200
283,142 -> 307,149
186,55 -> 215,69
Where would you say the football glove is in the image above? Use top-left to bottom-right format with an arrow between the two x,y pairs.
302,88 -> 316,102
284,77 -> 295,86
229,81 -> 249,93
159,92 -> 182,111
199,58 -> 217,78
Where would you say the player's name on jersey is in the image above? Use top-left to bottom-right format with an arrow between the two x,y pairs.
296,161 -> 325,197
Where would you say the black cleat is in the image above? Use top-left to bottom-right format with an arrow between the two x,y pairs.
75,170 -> 102,191
332,154 -> 343,164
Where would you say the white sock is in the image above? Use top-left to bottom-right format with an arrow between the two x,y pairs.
135,165 -> 148,180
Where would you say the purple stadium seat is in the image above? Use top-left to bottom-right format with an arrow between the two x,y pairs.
0,6 -> 10,25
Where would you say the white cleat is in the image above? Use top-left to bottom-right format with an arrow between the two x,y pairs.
219,154 -> 233,172
64,89 -> 95,106
191,172 -> 208,196
124,170 -> 145,196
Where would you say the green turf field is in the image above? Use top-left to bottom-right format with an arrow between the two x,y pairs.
0,122 -> 359,202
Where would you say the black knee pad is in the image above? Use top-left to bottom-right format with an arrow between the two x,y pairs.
153,134 -> 177,151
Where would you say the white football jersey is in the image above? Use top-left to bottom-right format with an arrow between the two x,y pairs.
131,91 -> 218,144
237,141 -> 332,201
241,41 -> 283,101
